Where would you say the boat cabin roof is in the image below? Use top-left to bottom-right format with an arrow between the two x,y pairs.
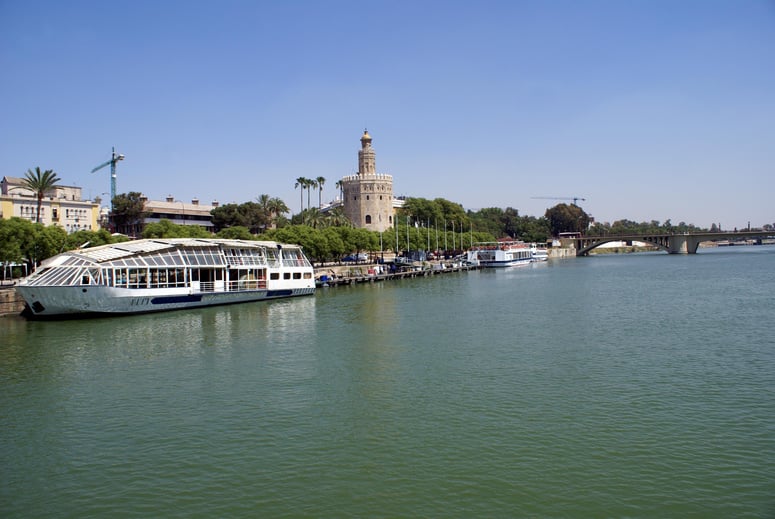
38,238 -> 299,268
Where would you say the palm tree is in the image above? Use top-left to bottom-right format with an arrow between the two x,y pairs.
302,208 -> 326,229
21,167 -> 61,223
294,177 -> 306,213
267,197 -> 289,228
316,176 -> 326,208
327,206 -> 351,227
335,180 -> 343,202
256,194 -> 272,232
306,178 -> 316,211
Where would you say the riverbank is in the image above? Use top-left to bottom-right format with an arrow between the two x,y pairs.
0,285 -> 25,317
0,248 -> 578,317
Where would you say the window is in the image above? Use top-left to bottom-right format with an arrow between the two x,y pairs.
365,215 -> 372,224
270,273 -> 279,280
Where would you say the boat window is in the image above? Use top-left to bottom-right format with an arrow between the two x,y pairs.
293,272 -> 301,279
270,273 -> 279,280
115,268 -> 128,287
127,269 -> 149,289
283,273 -> 291,280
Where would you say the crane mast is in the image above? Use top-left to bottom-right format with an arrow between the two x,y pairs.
91,147 -> 125,212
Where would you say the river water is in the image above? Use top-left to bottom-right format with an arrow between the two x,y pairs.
1,246 -> 773,518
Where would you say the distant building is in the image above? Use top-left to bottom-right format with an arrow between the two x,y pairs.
340,130 -> 395,232
141,195 -> 219,232
0,176 -> 100,233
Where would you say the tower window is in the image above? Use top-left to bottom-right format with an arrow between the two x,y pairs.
366,195 -> 370,200
365,215 -> 372,224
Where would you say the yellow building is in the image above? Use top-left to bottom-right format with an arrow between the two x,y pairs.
1,176 -> 100,232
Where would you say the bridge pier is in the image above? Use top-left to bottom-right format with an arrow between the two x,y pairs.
667,235 -> 701,254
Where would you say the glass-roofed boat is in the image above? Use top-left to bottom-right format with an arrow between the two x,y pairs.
16,238 -> 315,318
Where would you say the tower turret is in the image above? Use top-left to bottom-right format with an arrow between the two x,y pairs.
358,129 -> 376,176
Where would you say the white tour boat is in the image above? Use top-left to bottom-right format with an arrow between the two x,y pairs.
466,241 -> 533,268
530,243 -> 549,262
17,238 -> 315,318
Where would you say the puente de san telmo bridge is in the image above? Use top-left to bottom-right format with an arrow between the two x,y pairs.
570,230 -> 775,256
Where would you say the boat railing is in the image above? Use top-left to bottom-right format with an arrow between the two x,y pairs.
227,280 -> 267,291
282,258 -> 310,268
198,280 -> 267,292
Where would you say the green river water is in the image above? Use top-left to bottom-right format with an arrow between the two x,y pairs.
1,246 -> 773,518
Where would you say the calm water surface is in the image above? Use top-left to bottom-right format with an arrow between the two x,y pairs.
1,247 -> 774,518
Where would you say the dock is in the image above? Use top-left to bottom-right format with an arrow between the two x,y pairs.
314,262 -> 479,287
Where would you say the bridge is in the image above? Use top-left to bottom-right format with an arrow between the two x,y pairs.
570,230 -> 774,256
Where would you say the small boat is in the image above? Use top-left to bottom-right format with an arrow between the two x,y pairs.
17,238 -> 315,318
530,243 -> 549,262
466,241 -> 533,268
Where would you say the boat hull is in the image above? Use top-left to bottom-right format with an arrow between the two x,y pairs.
478,259 -> 533,268
17,285 -> 315,318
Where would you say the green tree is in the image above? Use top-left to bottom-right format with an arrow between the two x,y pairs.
545,203 -> 590,236
301,208 -> 327,229
142,219 -> 212,239
320,227 -> 346,262
20,167 -> 61,223
65,228 -> 114,250
216,226 -> 254,240
325,206 -> 351,227
0,218 -> 35,268
211,203 -> 246,232
111,192 -> 148,237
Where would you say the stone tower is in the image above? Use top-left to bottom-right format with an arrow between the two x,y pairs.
341,130 -> 394,232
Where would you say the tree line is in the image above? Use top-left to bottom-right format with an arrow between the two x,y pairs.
6,165 -> 728,272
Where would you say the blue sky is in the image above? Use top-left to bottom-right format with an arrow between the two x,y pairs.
1,0 -> 773,229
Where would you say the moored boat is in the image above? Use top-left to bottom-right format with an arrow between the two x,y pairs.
466,241 -> 533,268
530,243 -> 549,261
17,238 -> 315,318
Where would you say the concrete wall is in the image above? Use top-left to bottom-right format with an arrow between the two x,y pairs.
0,287 -> 25,316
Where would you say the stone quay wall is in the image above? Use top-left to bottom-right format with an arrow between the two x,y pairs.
0,286 -> 25,317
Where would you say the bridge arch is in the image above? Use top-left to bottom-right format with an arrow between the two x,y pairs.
576,237 -> 670,256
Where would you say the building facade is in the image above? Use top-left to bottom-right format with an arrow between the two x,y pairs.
340,130 -> 394,232
142,195 -> 219,233
0,176 -> 100,232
